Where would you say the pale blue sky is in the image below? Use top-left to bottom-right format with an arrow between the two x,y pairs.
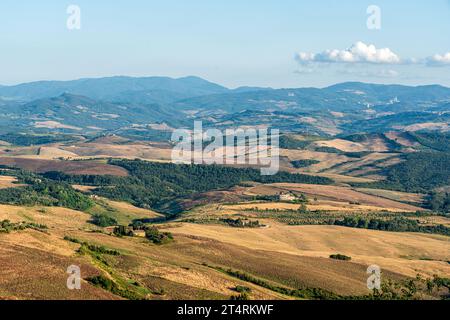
1,0 -> 449,87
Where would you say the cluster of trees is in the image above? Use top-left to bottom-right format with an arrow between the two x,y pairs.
409,131 -> 450,153
0,171 -> 94,211
0,133 -> 75,146
279,135 -> 312,150
234,285 -> 252,294
291,159 -> 320,168
364,275 -> 450,300
90,214 -> 118,227
112,221 -> 174,244
113,225 -> 134,237
219,218 -> 262,228
86,275 -> 143,300
144,226 -> 174,245
426,191 -> 450,213
334,216 -> 450,236
0,220 -> 47,233
329,254 -> 351,261
252,195 -> 279,202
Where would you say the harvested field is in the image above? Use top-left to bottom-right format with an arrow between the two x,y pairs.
0,243 -> 119,300
167,223 -> 450,279
313,138 -> 389,152
356,188 -> 425,204
401,122 -> 449,132
72,185 -> 98,192
0,205 -> 91,233
167,233 -> 416,296
37,147 -> 79,159
385,132 -> 419,147
247,183 -> 423,212
0,157 -> 128,176
324,153 -> 400,175
34,121 -> 82,131
106,200 -> 163,220
0,176 -> 23,189
225,200 -> 415,213
281,149 -> 350,173
60,143 -> 173,161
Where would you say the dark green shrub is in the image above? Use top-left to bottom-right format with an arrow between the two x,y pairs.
330,254 -> 352,261
91,214 -> 117,227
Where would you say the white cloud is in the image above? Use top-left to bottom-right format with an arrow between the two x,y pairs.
426,52 -> 450,66
296,42 -> 401,65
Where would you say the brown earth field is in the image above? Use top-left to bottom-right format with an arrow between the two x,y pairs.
0,200 -> 448,300
246,183 -> 423,212
0,157 -> 128,176
224,200 -> 415,213
0,205 -> 293,299
59,142 -> 173,161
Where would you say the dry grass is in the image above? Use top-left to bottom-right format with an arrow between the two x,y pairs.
281,149 -> 350,173
106,200 -> 163,219
0,176 -> 23,189
167,234 -> 381,296
313,138 -> 389,152
167,223 -> 450,278
325,153 -> 400,175
385,132 -> 419,147
414,216 -> 450,227
72,185 -> 98,192
60,142 -> 173,161
148,265 -> 285,299
37,147 -> 79,159
0,204 -> 91,233
0,199 -> 446,299
401,122 -> 449,132
0,243 -> 119,300
356,188 -> 425,204
34,121 -> 82,131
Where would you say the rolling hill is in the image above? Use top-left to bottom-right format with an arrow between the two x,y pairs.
0,77 -> 449,137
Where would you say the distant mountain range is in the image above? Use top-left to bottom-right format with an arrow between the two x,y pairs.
0,76 -> 449,137
0,76 -> 228,103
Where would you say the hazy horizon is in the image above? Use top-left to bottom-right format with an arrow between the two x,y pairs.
2,74 -> 450,91
1,1 -> 449,88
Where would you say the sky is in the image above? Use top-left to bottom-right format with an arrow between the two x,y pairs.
0,0 -> 449,88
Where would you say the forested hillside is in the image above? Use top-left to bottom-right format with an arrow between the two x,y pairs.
43,160 -> 333,211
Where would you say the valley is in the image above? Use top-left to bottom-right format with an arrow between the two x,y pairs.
0,78 -> 449,300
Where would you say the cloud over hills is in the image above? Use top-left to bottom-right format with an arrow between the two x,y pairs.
427,52 -> 450,66
296,42 -> 401,65
295,42 -> 450,79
